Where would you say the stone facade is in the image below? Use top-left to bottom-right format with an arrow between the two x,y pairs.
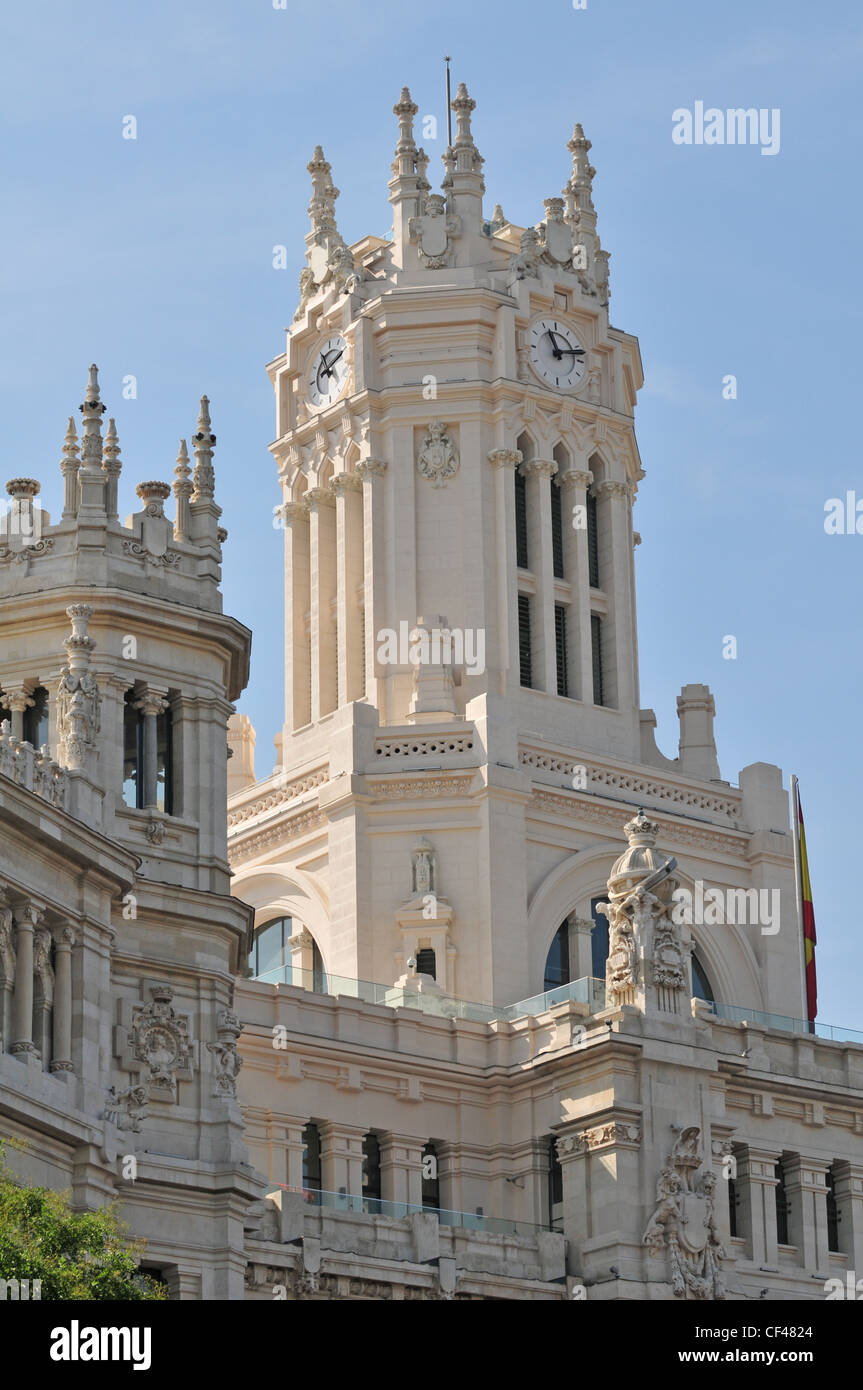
0,85 -> 860,1302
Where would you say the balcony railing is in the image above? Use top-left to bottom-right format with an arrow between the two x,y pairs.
277,1185 -> 547,1238
251,964 -> 606,1025
711,1000 -> 863,1047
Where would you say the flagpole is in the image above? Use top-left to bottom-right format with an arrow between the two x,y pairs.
790,774 -> 808,1024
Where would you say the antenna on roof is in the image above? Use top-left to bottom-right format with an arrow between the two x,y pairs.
444,55 -> 453,146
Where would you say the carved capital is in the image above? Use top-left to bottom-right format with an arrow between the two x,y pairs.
557,469 -> 593,492
305,486 -> 336,509
487,448 -> 522,470
331,472 -> 363,496
520,458 -> 557,480
593,480 -> 629,501
356,458 -> 387,481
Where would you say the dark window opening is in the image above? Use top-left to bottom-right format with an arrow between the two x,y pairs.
587,491 -> 599,588
311,937 -> 326,994
590,896 -> 608,981
156,707 -> 173,815
122,692 -> 145,809
590,614 -> 604,706
518,594 -> 532,688
775,1160 -> 790,1245
555,604 -> 568,697
362,1133 -> 382,1204
728,1173 -> 739,1238
551,483 -> 564,578
544,922 -> 571,992
23,687 -> 49,748
826,1167 -> 840,1253
302,1122 -> 322,1203
547,1136 -> 563,1233
422,1142 -> 440,1211
416,947 -> 436,979
515,469 -> 528,569
691,954 -> 715,1004
248,916 -> 292,980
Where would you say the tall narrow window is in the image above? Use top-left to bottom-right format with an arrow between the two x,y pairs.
23,687 -> 49,748
544,922 -> 571,992
728,1171 -> 739,1238
515,468 -> 528,569
555,605 -> 568,697
362,1133 -> 382,1206
551,482 -> 564,578
547,1136 -> 563,1232
302,1122 -> 322,1202
311,937 -> 327,994
590,614 -> 604,706
122,693 -> 144,809
691,954 -> 715,1005
826,1166 -> 840,1252
248,916 -> 292,980
156,706 -> 173,815
518,594 -> 532,688
775,1160 -> 790,1245
422,1142 -> 440,1212
590,895 -> 609,980
587,490 -> 599,588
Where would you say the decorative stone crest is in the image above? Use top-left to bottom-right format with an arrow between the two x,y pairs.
207,1008 -> 244,1099
104,1083 -> 150,1133
115,982 -> 195,1101
409,193 -> 461,269
643,1126 -> 727,1300
416,422 -> 459,488
56,605 -> 101,772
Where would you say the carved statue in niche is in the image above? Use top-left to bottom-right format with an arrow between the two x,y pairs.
207,1009 -> 244,1099
104,1083 -> 150,1133
411,837 -> 437,898
643,1125 -> 727,1300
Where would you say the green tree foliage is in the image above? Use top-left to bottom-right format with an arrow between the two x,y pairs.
0,1142 -> 166,1300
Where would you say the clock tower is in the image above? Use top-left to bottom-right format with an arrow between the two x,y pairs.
229,83 -> 800,1024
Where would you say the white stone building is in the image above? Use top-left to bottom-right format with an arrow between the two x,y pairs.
1,85 -> 861,1302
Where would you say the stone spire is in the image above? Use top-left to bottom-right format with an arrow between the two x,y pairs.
443,81 -> 484,237
294,147 -> 362,322
389,87 -> 420,250
173,438 -> 193,543
189,396 -> 222,554
60,416 -> 80,519
102,417 -> 122,520
306,145 -> 339,238
563,124 -> 610,304
191,397 -> 215,502
77,364 -> 108,520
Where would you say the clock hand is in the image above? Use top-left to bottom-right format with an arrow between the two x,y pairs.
546,329 -> 563,359
558,346 -> 585,358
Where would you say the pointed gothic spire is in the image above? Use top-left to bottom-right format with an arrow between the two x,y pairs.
78,363 -> 106,476
173,438 -> 193,542
391,86 -> 418,177
102,417 -> 122,520
306,146 -> 340,236
563,123 -> 610,304
60,415 -> 80,519
191,397 -> 216,502
564,123 -> 596,218
450,82 -> 484,182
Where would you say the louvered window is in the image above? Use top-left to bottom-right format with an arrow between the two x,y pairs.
555,605 -> 568,697
587,490 -> 599,588
551,482 -> 564,578
518,594 -> 532,688
591,614 -> 604,706
515,469 -> 528,569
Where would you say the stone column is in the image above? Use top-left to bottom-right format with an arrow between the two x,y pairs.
135,690 -> 168,809
784,1155 -> 831,1272
0,889 -> 16,1052
319,1121 -> 365,1202
287,928 -> 314,988
32,924 -> 54,1062
307,487 -> 337,720
357,460 -> 387,712
488,449 -> 521,698
332,474 -> 364,706
4,689 -> 33,742
11,904 -> 40,1057
379,1133 -> 424,1210
736,1145 -> 781,1266
49,925 -> 75,1073
283,501 -> 311,731
522,459 -> 558,693
557,1117 -> 643,1280
558,467 -> 593,702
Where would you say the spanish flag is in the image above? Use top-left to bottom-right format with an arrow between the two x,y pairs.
793,782 -> 817,1027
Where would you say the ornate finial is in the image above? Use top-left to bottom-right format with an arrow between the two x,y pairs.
101,418 -> 122,520
62,416 -> 79,460
307,146 -> 339,235
191,396 -> 216,502
78,363 -> 107,475
624,809 -> 660,847
566,122 -> 596,206
451,82 -> 476,145
490,203 -> 507,228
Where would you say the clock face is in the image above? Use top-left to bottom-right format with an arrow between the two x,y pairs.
308,334 -> 349,407
528,318 -> 587,390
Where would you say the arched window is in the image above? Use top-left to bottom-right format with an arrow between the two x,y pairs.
691,953 -> 715,1005
422,1142 -> 440,1212
23,687 -> 49,748
544,922 -> 571,992
590,896 -> 609,980
247,916 -> 292,980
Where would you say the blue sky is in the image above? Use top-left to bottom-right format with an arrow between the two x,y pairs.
3,0 -> 861,1024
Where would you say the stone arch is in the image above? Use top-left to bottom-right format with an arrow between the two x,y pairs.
230,863 -> 331,974
516,429 -> 537,464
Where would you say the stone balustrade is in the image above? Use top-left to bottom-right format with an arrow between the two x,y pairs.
0,720 -> 68,810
